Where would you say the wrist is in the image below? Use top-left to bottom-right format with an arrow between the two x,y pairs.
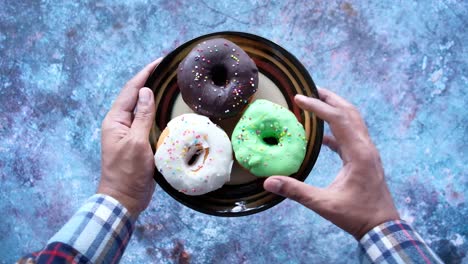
355,215 -> 401,240
97,185 -> 142,218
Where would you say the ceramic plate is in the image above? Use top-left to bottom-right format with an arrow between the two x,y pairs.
145,31 -> 323,216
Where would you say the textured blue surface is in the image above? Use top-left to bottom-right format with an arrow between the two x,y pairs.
1,1 -> 467,263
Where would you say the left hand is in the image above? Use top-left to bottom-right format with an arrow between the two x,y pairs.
98,58 -> 162,217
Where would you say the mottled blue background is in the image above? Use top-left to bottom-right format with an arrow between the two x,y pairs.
1,0 -> 467,263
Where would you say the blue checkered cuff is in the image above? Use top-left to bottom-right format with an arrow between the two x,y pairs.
359,220 -> 443,264
48,194 -> 134,264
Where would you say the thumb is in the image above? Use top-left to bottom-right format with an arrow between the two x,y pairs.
131,88 -> 156,139
264,176 -> 328,213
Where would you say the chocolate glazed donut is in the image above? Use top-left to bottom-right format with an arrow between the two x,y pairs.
177,38 -> 259,119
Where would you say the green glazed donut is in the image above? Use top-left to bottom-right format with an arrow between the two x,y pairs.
231,99 -> 307,177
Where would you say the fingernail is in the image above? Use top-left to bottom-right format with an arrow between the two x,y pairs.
154,57 -> 163,63
295,94 -> 307,101
265,178 -> 283,193
139,88 -> 151,104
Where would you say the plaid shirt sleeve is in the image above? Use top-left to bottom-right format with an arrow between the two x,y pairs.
359,220 -> 443,264
17,194 -> 135,264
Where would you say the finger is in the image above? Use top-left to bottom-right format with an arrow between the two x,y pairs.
323,134 -> 340,154
126,58 -> 163,89
264,176 -> 328,213
131,88 -> 156,139
111,58 -> 163,113
317,88 -> 354,109
295,94 -> 339,122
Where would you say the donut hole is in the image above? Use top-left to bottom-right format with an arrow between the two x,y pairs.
185,144 -> 209,171
262,136 -> 279,145
261,130 -> 280,146
187,152 -> 201,166
211,65 -> 228,86
186,145 -> 203,165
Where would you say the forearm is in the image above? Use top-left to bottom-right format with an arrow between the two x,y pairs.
359,220 -> 442,264
18,194 -> 135,264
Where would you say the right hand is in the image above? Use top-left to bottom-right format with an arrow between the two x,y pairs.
264,88 -> 400,239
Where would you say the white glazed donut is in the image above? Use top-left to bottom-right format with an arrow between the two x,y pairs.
154,113 -> 233,195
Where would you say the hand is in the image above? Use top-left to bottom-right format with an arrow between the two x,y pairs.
264,88 -> 400,239
98,58 -> 162,217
